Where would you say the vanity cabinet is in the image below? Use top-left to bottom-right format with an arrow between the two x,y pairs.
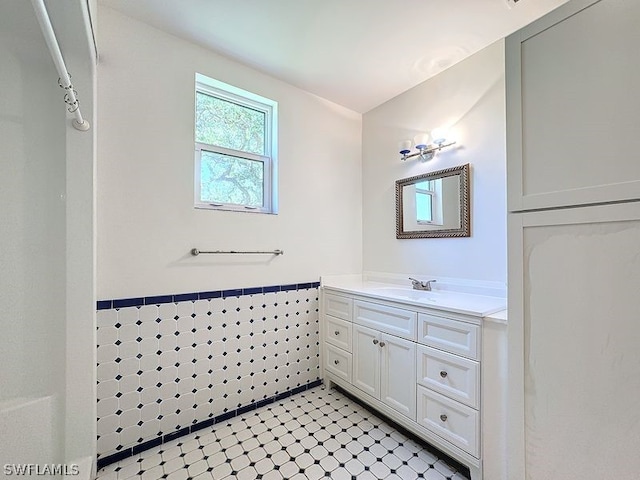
352,324 -> 416,419
321,287 -> 502,480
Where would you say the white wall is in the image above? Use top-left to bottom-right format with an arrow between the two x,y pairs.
0,1 -> 67,467
97,7 -> 362,300
362,41 -> 507,284
51,0 -> 98,468
0,1 -> 96,470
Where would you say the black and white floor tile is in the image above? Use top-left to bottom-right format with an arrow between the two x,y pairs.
96,386 -> 469,480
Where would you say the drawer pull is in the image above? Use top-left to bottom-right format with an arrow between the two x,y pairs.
372,339 -> 379,345
379,341 -> 385,347
334,359 -> 340,365
440,414 -> 448,422
440,371 -> 448,378
334,330 -> 340,336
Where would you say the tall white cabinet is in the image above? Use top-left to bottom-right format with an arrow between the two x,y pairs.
506,0 -> 640,478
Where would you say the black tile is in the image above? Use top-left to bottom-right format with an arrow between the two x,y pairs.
214,410 -> 237,423
237,403 -> 257,416
280,284 -> 298,292
255,397 -> 275,409
113,297 -> 144,309
191,417 -> 215,433
132,436 -> 162,455
96,448 -> 133,470
145,295 -> 174,305
199,290 -> 222,300
243,287 -> 263,295
306,379 -> 323,390
96,300 -> 112,310
163,426 -> 191,443
174,292 -> 198,302
263,285 -> 281,293
222,289 -> 242,298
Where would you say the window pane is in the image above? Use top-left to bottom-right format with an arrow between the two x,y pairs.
195,92 -> 265,155
200,151 -> 264,207
416,192 -> 433,222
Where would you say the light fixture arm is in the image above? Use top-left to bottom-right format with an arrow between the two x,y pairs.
401,140 -> 457,161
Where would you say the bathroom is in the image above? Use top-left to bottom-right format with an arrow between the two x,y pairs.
2,0 -> 639,479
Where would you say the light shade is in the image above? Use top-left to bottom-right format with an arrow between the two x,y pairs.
413,133 -> 429,150
431,128 -> 448,145
398,140 -> 412,155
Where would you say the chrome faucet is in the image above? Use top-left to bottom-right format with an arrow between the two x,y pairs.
409,277 -> 437,291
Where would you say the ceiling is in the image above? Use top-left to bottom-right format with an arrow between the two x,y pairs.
99,0 -> 568,113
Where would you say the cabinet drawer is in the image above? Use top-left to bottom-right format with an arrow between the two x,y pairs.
418,313 -> 479,360
325,316 -> 352,352
354,300 -> 417,341
417,345 -> 479,409
417,385 -> 479,458
324,293 -> 352,321
324,343 -> 352,383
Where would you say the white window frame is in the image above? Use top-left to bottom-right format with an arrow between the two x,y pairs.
194,73 -> 278,214
415,180 -> 444,226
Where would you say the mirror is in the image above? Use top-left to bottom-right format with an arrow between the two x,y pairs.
396,163 -> 470,239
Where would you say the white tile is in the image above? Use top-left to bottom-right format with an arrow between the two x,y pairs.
424,468 -> 448,480
118,307 -> 139,325
434,459 -> 457,477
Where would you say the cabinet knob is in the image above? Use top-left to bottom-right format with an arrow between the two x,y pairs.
334,359 -> 339,365
440,371 -> 448,378
440,414 -> 448,422
372,339 -> 379,345
334,330 -> 340,336
379,341 -> 385,347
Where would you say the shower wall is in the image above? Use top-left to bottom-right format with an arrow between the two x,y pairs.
0,0 -> 67,466
0,0 -> 97,474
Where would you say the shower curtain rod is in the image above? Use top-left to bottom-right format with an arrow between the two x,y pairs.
31,0 -> 90,132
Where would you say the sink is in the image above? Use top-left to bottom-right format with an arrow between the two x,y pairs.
369,287 -> 439,303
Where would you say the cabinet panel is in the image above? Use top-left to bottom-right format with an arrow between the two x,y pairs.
354,300 -> 417,340
380,334 -> 416,420
352,324 -> 380,398
507,0 -> 640,211
418,314 -> 479,360
417,345 -> 479,409
509,204 -> 640,479
324,343 -> 352,383
325,316 -> 352,352
417,386 -> 479,458
324,293 -> 352,321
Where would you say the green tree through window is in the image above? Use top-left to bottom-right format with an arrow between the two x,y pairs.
194,74 -> 277,213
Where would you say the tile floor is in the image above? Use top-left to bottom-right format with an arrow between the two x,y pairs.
95,386 -> 470,480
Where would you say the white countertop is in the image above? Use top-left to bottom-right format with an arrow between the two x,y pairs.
321,276 -> 506,318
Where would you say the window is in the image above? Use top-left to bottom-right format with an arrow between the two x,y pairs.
415,180 -> 444,225
194,73 -> 278,213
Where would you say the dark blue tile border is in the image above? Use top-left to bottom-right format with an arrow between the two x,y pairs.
174,292 -> 198,303
112,297 -> 144,309
96,300 -> 112,311
96,378 -> 323,471
97,281 -> 320,310
199,290 -> 222,300
144,295 -> 173,305
222,288 -> 243,298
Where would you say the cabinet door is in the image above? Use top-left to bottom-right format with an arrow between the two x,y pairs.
352,324 -> 380,398
506,0 -> 640,211
380,333 -> 416,420
508,203 -> 640,479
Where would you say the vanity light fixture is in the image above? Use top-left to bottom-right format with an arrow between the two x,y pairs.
399,128 -> 456,162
